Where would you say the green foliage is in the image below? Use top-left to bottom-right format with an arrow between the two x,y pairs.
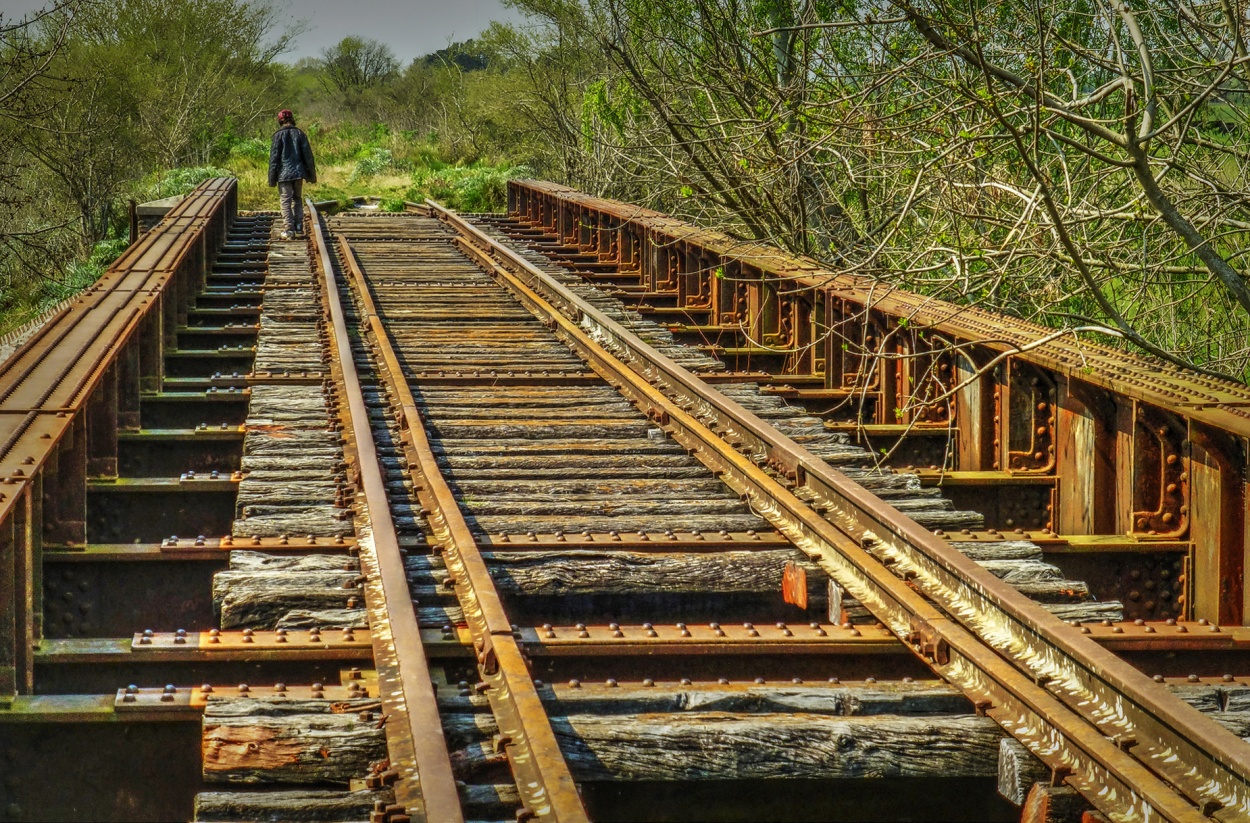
409,162 -> 531,212
304,184 -> 355,212
228,137 -> 269,162
0,236 -> 130,335
380,198 -> 407,212
145,166 -> 237,200
88,236 -> 129,268
349,147 -> 400,183
60,237 -> 128,299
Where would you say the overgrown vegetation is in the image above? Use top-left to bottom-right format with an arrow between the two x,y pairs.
5,0 -> 1250,382
0,1 -> 530,335
502,0 -> 1250,380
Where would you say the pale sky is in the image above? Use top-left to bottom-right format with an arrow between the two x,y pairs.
0,0 -> 527,61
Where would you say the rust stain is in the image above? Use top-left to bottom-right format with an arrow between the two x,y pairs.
247,423 -> 294,438
782,560 -> 808,610
202,723 -> 303,771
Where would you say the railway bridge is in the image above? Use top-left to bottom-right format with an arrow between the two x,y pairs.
2,178 -> 1250,822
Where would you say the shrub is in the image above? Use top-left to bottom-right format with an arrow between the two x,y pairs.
140,166 -> 237,201
409,163 -> 529,212
88,236 -> 129,268
40,237 -> 129,306
349,147 -> 395,183
228,137 -> 269,163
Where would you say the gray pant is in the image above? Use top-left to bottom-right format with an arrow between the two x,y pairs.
278,179 -> 304,234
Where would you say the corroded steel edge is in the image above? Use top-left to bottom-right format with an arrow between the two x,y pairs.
308,202 -> 463,823
0,179 -> 234,693
333,233 -> 588,823
510,179 -> 1250,438
0,180 -> 233,456
434,201 -> 1248,822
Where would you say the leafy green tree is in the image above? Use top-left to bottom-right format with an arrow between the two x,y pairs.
0,2 -> 90,267
493,0 -> 1250,378
16,0 -> 296,248
318,36 -> 400,100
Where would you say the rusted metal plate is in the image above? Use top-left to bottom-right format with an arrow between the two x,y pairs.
114,682 -> 373,712
782,560 -> 808,609
518,622 -> 894,656
159,534 -> 357,553
131,629 -> 374,653
0,412 -> 73,481
0,293 -> 148,411
1077,620 -> 1250,651
480,529 -> 786,551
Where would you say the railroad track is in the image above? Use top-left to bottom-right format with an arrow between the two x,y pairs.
3,179 -> 1250,822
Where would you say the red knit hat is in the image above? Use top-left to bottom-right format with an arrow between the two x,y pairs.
277,109 -> 294,124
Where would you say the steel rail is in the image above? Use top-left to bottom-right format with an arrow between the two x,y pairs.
332,231 -> 589,823
308,203 -> 465,823
432,200 -> 1250,822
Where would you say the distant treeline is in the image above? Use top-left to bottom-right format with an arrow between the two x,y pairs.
5,0 -> 1250,381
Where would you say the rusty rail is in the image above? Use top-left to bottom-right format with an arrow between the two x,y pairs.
434,199 -> 1250,822
308,203 -> 464,821
329,227 -> 589,822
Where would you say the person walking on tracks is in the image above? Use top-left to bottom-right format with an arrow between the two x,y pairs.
268,109 -> 317,240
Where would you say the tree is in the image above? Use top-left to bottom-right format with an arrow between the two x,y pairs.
496,0 -> 1250,379
0,2 -> 91,263
15,0 -> 296,248
74,0 -> 297,168
318,35 -> 399,98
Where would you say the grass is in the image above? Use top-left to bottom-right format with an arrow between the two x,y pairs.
219,125 -> 526,212
0,124 -> 527,337
0,236 -> 130,336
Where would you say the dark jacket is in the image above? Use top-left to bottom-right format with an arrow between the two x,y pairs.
268,125 -> 316,186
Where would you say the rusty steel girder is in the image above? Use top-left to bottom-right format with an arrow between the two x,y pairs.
0,180 -> 236,704
506,180 -> 1250,630
437,199 -> 1250,823
508,180 -> 1250,437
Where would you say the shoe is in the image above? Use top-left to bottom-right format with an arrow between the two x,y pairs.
279,231 -> 292,241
